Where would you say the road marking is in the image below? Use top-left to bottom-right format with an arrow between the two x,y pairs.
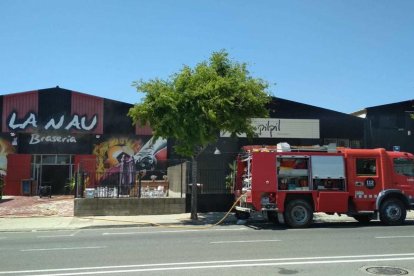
376,235 -> 414,239
38,230 -> 80,238
102,227 -> 247,235
31,257 -> 414,275
20,246 -> 106,252
2,253 -> 414,275
37,235 -> 74,238
210,239 -> 281,244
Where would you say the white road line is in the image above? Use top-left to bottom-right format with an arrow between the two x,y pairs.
376,235 -> 414,239
20,246 -> 106,252
38,230 -> 80,238
102,227 -> 247,235
210,239 -> 281,244
2,253 -> 414,275
37,235 -> 74,238
29,257 -> 414,275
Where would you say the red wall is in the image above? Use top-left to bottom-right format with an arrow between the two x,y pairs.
2,91 -> 38,133
71,92 -> 103,134
4,154 -> 31,195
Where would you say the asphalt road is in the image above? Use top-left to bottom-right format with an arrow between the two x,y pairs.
0,221 -> 414,275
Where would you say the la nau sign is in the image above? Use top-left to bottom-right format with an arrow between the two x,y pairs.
7,112 -> 97,131
7,112 -> 99,145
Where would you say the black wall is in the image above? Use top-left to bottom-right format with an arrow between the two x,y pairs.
38,87 -> 72,130
103,99 -> 135,135
365,100 -> 414,153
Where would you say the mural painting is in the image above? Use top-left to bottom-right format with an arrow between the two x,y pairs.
92,137 -> 167,196
0,138 -> 15,176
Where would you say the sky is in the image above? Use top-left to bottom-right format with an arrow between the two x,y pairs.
1,0 -> 413,114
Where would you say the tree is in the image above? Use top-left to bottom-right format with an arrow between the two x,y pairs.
128,50 -> 270,219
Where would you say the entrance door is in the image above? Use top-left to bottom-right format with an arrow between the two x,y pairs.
41,165 -> 70,195
32,155 -> 74,195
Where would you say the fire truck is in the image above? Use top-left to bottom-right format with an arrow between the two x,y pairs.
233,143 -> 414,228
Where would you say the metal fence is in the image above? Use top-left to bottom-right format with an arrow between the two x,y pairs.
74,158 -> 232,198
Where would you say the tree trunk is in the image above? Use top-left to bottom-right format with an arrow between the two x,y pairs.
190,156 -> 198,220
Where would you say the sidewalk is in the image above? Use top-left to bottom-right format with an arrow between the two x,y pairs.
0,196 -> 413,232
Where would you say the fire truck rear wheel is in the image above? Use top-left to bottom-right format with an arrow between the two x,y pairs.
285,199 -> 313,228
379,198 -> 406,226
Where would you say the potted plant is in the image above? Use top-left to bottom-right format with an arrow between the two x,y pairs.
225,162 -> 237,192
64,178 -> 75,195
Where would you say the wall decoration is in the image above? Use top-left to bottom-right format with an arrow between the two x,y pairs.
0,138 -> 15,176
92,137 -> 167,187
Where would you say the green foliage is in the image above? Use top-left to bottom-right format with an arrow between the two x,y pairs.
128,50 -> 270,157
225,162 -> 237,191
65,178 -> 75,192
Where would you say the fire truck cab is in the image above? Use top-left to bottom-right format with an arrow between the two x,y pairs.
233,143 -> 414,228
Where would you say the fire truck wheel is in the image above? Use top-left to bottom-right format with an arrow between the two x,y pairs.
285,199 -> 313,228
379,199 -> 407,226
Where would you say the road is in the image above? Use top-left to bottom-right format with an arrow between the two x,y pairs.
0,220 -> 414,275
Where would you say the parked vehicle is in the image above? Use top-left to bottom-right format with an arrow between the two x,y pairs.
234,143 -> 414,228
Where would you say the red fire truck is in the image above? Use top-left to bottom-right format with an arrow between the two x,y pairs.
233,143 -> 414,228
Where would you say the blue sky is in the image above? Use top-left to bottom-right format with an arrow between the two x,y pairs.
1,0 -> 413,114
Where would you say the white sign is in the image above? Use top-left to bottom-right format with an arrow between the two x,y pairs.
220,118 -> 320,139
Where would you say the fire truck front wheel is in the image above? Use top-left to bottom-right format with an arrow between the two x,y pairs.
379,198 -> 406,226
284,199 -> 313,228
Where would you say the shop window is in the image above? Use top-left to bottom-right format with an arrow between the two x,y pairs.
356,158 -> 377,176
32,155 -> 41,164
57,155 -> 70,164
42,155 -> 56,164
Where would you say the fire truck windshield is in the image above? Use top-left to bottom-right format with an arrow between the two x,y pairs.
394,158 -> 414,176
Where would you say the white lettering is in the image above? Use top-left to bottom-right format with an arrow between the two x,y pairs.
8,112 -> 38,130
29,134 -> 40,144
81,115 -> 97,130
7,112 -> 98,131
29,134 -> 77,145
45,115 -> 64,130
65,115 -> 81,130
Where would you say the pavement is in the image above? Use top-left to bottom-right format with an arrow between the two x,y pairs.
0,195 -> 413,232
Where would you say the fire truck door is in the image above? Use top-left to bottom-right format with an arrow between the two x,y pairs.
311,156 -> 348,213
349,157 -> 382,211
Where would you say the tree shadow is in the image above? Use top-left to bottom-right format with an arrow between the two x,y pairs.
0,198 -> 13,204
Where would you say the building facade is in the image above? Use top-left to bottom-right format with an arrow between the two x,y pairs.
1,87 -> 366,210
353,100 -> 414,154
1,87 -> 167,196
